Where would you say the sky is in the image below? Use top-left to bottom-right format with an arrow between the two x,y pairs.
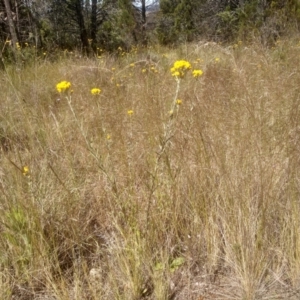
132,0 -> 160,9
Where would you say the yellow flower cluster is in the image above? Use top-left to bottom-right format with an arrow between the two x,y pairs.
56,81 -> 71,93
192,69 -> 203,78
170,60 -> 191,78
91,88 -> 101,95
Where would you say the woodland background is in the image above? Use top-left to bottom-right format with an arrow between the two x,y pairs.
1,0 -> 300,60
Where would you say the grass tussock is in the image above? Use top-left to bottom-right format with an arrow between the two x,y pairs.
1,40 -> 300,299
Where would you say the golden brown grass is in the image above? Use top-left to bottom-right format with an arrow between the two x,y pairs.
1,39 -> 300,299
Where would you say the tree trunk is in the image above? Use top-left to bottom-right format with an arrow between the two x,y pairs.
141,0 -> 147,44
0,51 -> 5,70
15,0 -> 19,35
3,0 -> 18,60
141,0 -> 146,24
75,0 -> 90,55
91,0 -> 97,42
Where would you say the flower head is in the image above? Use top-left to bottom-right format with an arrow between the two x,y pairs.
127,110 -> 134,116
176,99 -> 182,105
192,69 -> 203,78
22,166 -> 30,176
56,81 -> 71,93
171,71 -> 181,77
91,88 -> 101,95
170,60 -> 192,78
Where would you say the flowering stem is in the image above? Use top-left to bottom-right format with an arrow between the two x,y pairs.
146,77 -> 181,229
66,96 -> 118,195
172,77 -> 181,112
159,77 -> 181,156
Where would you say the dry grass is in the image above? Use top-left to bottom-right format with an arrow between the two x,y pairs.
1,39 -> 300,299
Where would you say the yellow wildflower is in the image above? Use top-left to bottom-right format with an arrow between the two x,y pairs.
22,166 -> 30,176
172,60 -> 191,70
192,69 -> 203,78
170,60 -> 191,78
176,99 -> 182,105
56,81 -> 71,93
130,63 -> 135,67
171,71 -> 181,77
127,110 -> 134,116
91,88 -> 101,95
106,134 -> 111,140
215,57 -> 220,62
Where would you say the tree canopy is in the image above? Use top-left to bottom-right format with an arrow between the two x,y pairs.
1,0 -> 300,59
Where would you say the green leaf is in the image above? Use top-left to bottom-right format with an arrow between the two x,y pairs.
170,257 -> 185,267
154,262 -> 164,271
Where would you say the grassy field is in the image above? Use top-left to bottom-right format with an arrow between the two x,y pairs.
1,39 -> 300,299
